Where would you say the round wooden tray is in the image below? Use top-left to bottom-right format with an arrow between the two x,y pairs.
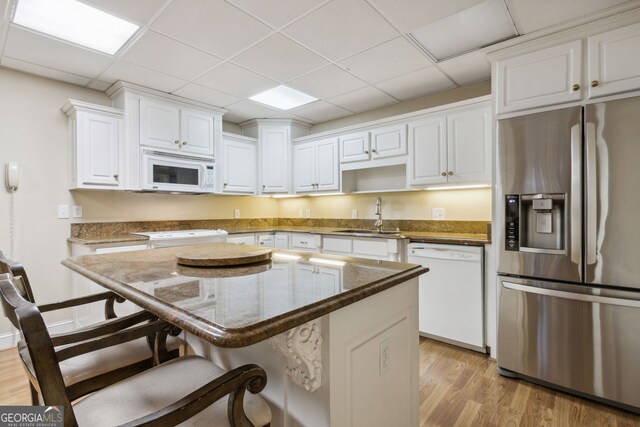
175,242 -> 272,267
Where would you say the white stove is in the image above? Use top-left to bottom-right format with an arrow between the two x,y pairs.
131,229 -> 228,248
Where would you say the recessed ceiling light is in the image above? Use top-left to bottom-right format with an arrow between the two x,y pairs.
249,85 -> 317,110
12,0 -> 140,55
408,0 -> 517,61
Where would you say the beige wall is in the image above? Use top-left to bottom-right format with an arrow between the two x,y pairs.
277,188 -> 491,221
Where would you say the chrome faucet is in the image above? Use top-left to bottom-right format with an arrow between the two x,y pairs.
373,197 -> 383,231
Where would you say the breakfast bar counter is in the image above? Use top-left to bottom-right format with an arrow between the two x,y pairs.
63,243 -> 427,426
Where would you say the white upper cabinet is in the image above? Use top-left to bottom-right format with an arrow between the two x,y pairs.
221,135 -> 256,194
260,126 -> 290,193
140,97 -> 214,157
63,101 -> 124,190
408,116 -> 447,186
588,22 -> 640,99
496,40 -> 582,114
293,138 -> 339,193
446,105 -> 491,184
407,103 -> 491,187
339,131 -> 370,163
370,124 -> 407,159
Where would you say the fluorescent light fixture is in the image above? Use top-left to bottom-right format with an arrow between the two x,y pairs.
309,257 -> 346,267
409,0 -> 517,61
249,85 -> 317,110
308,192 -> 345,197
12,0 -> 140,55
426,184 -> 491,191
272,253 -> 302,261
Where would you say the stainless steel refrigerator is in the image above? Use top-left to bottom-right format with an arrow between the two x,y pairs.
496,96 -> 640,413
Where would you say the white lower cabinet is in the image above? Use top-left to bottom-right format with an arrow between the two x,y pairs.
291,233 -> 321,252
71,242 -> 148,326
322,236 -> 405,262
221,134 -> 257,194
257,233 -> 274,247
227,234 -> 256,245
293,265 -> 341,306
274,233 -> 290,249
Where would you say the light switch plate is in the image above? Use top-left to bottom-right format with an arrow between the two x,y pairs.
57,205 -> 69,219
352,209 -> 358,219
432,208 -> 445,220
298,209 -> 304,218
72,205 -> 83,218
234,209 -> 240,219
305,209 -> 311,218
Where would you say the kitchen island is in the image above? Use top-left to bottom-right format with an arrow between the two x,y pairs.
63,243 -> 427,427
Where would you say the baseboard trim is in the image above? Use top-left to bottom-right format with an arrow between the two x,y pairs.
0,320 -> 75,350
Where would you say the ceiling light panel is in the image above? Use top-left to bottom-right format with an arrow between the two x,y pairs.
250,85 -> 317,110
12,0 -> 139,55
409,0 -> 517,61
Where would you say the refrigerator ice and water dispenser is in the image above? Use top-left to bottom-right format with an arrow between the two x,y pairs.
505,193 -> 566,254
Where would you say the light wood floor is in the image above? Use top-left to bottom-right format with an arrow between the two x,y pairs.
1,339 -> 638,426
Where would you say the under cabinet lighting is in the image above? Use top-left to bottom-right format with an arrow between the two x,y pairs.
271,194 -> 303,199
308,192 -> 345,197
408,0 -> 516,61
249,85 -> 317,110
12,0 -> 140,55
425,184 -> 491,191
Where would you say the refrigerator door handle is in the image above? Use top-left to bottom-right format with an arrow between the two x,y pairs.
502,281 -> 640,308
570,124 -> 582,265
585,122 -> 597,265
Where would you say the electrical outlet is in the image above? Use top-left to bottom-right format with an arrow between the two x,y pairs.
234,209 -> 240,219
298,209 -> 303,218
305,209 -> 311,218
57,205 -> 69,219
72,205 -> 83,218
379,339 -> 390,376
432,208 -> 445,220
352,209 -> 358,219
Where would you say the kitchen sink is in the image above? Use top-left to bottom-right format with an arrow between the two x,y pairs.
333,229 -> 402,235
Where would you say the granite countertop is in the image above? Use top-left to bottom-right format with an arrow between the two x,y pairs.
62,243 -> 427,348
68,225 -> 490,246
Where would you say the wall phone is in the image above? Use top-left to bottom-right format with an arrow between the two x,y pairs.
5,162 -> 19,191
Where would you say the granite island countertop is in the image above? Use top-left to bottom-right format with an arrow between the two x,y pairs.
62,243 -> 428,347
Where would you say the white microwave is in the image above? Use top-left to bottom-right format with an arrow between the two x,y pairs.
141,149 -> 215,193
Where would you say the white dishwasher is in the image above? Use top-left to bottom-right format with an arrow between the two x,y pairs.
408,243 -> 485,353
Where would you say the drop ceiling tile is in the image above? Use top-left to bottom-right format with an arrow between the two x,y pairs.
195,62 -> 278,98
367,0 -> 485,32
340,37 -> 432,84
222,111 -> 251,123
290,100 -> 353,123
227,0 -> 327,29
151,0 -> 273,59
232,33 -> 328,82
99,61 -> 187,93
88,80 -> 113,91
327,86 -> 397,113
375,67 -> 455,101
225,99 -> 281,120
79,0 -> 170,26
120,30 -> 222,80
1,57 -> 91,86
287,65 -> 367,99
438,51 -> 491,85
172,83 -> 239,108
4,26 -> 113,78
283,0 -> 399,61
507,0 -> 630,33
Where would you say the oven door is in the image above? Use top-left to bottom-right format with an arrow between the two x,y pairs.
142,151 -> 213,193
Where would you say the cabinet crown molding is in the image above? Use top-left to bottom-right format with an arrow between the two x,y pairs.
239,118 -> 312,129
61,99 -> 124,117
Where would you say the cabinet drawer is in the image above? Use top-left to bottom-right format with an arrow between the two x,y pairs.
353,239 -> 391,257
291,233 -> 320,250
322,237 -> 353,254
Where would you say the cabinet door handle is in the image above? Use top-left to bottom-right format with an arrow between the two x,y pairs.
591,80 -> 599,87
364,150 -> 369,154
174,140 -> 180,145
182,141 -> 187,145
441,172 -> 446,177
448,171 -> 453,176
113,173 -> 119,180
372,149 -> 377,153
572,84 -> 580,91
223,183 -> 228,187
262,185 -> 266,189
